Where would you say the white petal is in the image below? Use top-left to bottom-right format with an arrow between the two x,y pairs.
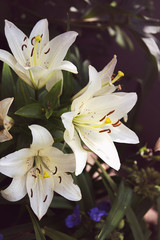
29,124 -> 54,151
5,20 -> 27,65
110,123 -> 139,143
0,49 -> 17,70
0,129 -> 12,142
72,65 -> 101,112
40,31 -> 78,68
77,127 -> 121,171
40,147 -> 76,173
26,168 -> 54,220
61,112 -> 75,139
64,130 -> 88,175
0,148 -> 35,178
56,60 -> 78,73
46,70 -> 63,91
54,173 -> 81,201
0,97 -> 14,119
14,62 -> 34,88
1,176 -> 27,201
29,19 -> 49,49
99,55 -> 117,85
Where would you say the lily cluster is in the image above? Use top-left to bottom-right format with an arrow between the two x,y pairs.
0,19 -> 139,220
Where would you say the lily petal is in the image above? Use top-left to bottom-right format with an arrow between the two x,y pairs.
41,31 -> 78,68
64,130 -> 88,175
110,123 -> 139,143
77,127 -> 121,171
0,129 -> 12,142
54,173 -> 81,201
5,20 -> 27,65
0,148 -> 35,178
40,147 -> 76,173
56,60 -> 78,73
0,97 -> 14,119
29,19 -> 49,49
0,50 -> 17,72
29,125 -> 54,151
1,176 -> 27,201
61,112 -> 75,139
45,70 -> 63,91
27,167 -> 54,220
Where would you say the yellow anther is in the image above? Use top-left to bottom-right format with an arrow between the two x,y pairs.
105,117 -> 111,124
43,171 -> 50,178
35,35 -> 42,42
118,71 -> 124,77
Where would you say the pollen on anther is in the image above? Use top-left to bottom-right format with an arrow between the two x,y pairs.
22,44 -> 27,51
58,176 -> 62,183
23,36 -> 27,42
43,195 -> 48,202
99,115 -> 106,122
44,48 -> 50,54
31,47 -> 34,57
99,129 -> 111,133
31,189 -> 33,198
107,110 -> 115,116
31,37 -> 35,45
53,166 -> 57,175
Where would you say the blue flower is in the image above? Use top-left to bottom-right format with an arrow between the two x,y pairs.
0,234 -> 3,240
65,205 -> 81,228
88,207 -> 108,222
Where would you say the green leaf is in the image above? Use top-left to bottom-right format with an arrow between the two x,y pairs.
15,103 -> 43,119
98,181 -> 132,240
15,78 -> 35,108
43,227 -> 76,240
50,196 -> 73,209
1,63 -> 15,98
125,207 -> 145,240
26,205 -> 46,240
43,80 -> 62,119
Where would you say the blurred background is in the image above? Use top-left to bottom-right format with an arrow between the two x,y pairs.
0,0 -> 159,146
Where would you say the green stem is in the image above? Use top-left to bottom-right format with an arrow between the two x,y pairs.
94,158 -> 117,193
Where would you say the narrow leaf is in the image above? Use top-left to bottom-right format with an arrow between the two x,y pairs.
1,63 -> 15,98
44,227 -> 76,240
15,103 -> 43,119
26,205 -> 46,240
98,181 -> 132,240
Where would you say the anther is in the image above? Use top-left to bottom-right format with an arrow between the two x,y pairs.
44,48 -> 50,54
112,120 -> 121,127
36,167 -> 41,173
22,44 -> 27,51
58,176 -> 62,183
43,195 -> 48,202
32,174 -> 37,178
107,110 -> 115,116
99,115 -> 106,122
31,189 -> 33,198
41,34 -> 43,38
31,47 -> 34,57
23,36 -> 27,42
31,37 -> 35,45
53,166 -> 57,175
99,129 -> 111,133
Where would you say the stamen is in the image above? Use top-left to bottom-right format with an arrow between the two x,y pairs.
112,120 -> 121,127
53,166 -> 57,175
107,110 -> 115,116
36,167 -> 41,173
23,36 -> 27,42
41,34 -> 43,38
43,195 -> 48,202
99,115 -> 106,122
22,44 -> 27,51
31,47 -> 34,57
112,71 -> 124,84
58,176 -> 62,183
31,37 -> 35,45
99,129 -> 111,133
31,189 -> 33,198
32,174 -> 37,178
44,48 -> 50,54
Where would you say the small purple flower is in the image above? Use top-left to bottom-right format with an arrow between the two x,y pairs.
97,200 -> 111,212
0,234 -> 3,240
88,207 -> 108,222
65,205 -> 81,228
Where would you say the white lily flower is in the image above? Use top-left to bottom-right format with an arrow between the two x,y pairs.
0,124 -> 81,220
61,65 -> 139,175
0,19 -> 78,90
0,97 -> 14,142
